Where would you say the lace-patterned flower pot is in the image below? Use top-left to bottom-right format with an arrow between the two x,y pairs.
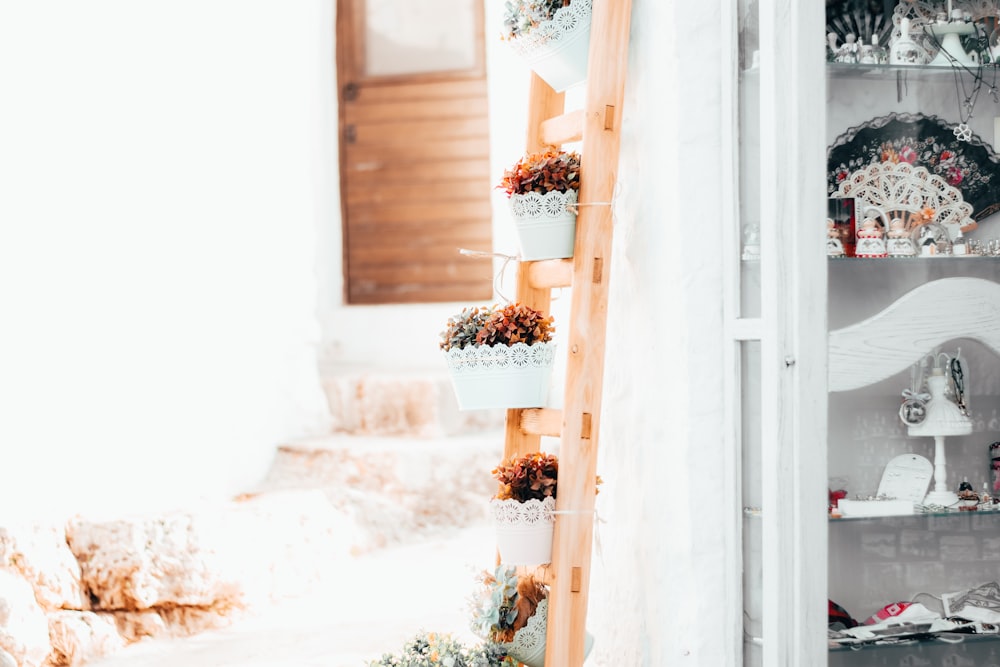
503,599 -> 594,667
509,190 -> 577,261
443,342 -> 555,410
506,0 -> 592,92
492,497 -> 555,565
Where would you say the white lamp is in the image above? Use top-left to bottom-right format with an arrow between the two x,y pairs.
908,365 -> 972,507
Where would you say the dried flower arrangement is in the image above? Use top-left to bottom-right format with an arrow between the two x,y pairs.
493,452 -> 559,502
367,631 -> 512,667
470,566 -> 548,645
497,150 -> 582,198
493,451 -> 602,502
501,0 -> 571,40
439,303 -> 555,352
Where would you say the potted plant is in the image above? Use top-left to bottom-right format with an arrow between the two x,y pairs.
470,565 -> 593,667
491,452 -> 602,566
440,303 -> 556,410
498,150 -> 581,261
502,0 -> 593,92
491,452 -> 559,566
367,631 -> 512,667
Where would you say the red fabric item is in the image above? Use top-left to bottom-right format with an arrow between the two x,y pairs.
829,600 -> 858,628
864,602 -> 914,625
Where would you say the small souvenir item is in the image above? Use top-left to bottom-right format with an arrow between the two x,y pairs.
855,217 -> 887,258
872,34 -> 888,65
836,33 -> 861,63
828,198 -> 856,257
953,233 -> 968,255
827,32 -> 839,62
912,222 -> 951,256
991,442 -> 1000,495
826,219 -> 845,257
890,18 -> 928,65
958,478 -> 978,510
900,362 -> 929,427
886,218 -> 916,257
860,41 -> 876,64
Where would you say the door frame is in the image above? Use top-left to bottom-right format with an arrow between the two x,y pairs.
723,0 -> 828,664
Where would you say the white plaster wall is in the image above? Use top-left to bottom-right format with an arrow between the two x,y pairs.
586,2 -> 731,665
0,1 -> 331,520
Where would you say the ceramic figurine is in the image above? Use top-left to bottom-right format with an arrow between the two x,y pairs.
855,217 -> 887,258
836,33 -> 861,63
826,218 -> 845,257
873,34 -> 888,64
886,218 -> 916,257
827,32 -> 839,62
860,41 -> 876,64
890,18 -> 928,65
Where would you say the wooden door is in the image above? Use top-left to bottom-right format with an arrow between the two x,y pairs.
336,0 -> 494,305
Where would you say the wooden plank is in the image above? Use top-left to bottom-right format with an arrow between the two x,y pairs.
526,259 -> 573,289
348,260 -> 492,284
544,0 -> 633,664
346,137 -> 492,163
540,110 -> 585,146
346,159 -> 492,184
346,180 -> 491,206
350,118 -> 489,144
344,97 -> 489,123
346,201 -> 492,224
519,408 -> 562,437
353,78 -> 487,103
349,281 -> 493,305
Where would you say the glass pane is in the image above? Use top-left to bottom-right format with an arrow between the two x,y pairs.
739,0 -> 761,318
742,340 -> 762,667
364,0 -> 478,77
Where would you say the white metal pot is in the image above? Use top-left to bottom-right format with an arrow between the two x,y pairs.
506,0 -> 592,92
509,190 -> 577,261
443,342 -> 555,410
492,496 -> 555,566
504,599 -> 595,667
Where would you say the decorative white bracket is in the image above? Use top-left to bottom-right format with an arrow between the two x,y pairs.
829,277 -> 1000,391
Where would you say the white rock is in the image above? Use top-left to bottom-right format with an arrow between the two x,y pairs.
0,568 -> 50,667
0,523 -> 88,611
113,606 -> 232,644
66,513 -> 241,611
46,611 -> 123,667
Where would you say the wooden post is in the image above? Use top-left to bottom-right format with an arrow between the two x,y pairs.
543,0 -> 633,664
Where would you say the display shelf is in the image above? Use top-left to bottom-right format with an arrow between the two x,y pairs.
830,509 -> 1000,524
827,61 -> 997,82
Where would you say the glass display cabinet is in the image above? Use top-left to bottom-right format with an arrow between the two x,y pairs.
824,3 -> 1000,665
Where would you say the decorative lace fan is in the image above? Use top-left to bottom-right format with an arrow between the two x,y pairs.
828,112 -> 1000,222
835,161 -> 976,239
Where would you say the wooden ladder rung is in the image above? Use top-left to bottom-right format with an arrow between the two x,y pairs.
526,259 -> 573,289
540,109 -> 584,146
519,408 -> 563,437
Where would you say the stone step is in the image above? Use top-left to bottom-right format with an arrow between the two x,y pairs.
320,371 -> 504,437
250,431 -> 505,553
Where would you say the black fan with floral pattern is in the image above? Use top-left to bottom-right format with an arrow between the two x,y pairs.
828,112 -> 1000,221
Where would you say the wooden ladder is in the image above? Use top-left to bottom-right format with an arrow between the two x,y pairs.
502,1 -> 633,664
